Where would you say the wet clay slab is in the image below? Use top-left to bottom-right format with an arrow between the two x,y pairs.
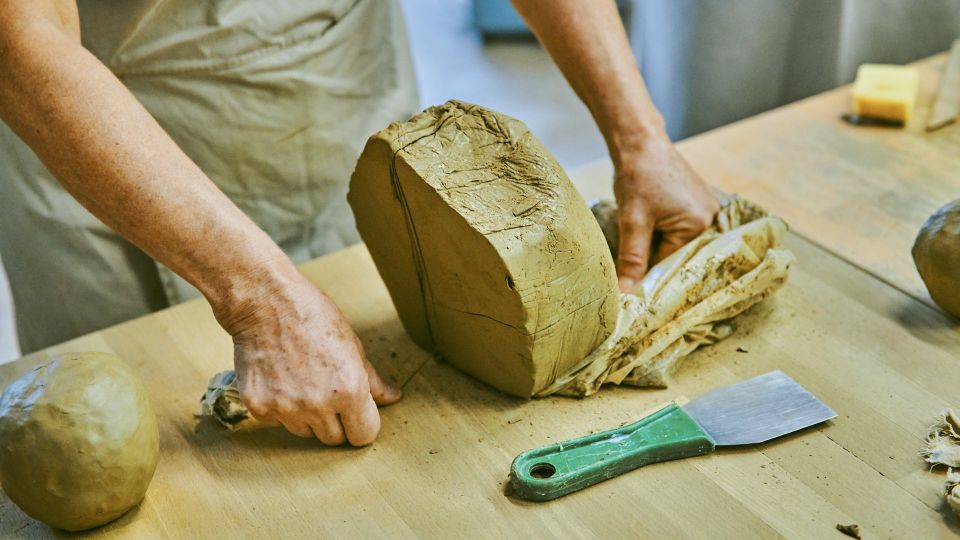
349,100 -> 619,397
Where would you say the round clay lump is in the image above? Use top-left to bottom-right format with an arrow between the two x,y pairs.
913,199 -> 960,318
0,352 -> 159,531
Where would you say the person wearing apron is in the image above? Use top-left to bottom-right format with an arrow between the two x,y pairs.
0,0 -> 716,445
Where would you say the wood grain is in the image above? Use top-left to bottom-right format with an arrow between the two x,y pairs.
2,230 -> 959,538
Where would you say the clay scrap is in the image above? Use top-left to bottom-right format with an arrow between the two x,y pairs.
920,408 -> 960,517
198,370 -> 249,429
348,100 -> 619,397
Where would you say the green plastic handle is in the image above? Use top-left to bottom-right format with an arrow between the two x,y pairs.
509,403 -> 716,501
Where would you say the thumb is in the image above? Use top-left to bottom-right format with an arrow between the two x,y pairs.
364,357 -> 402,406
616,204 -> 655,292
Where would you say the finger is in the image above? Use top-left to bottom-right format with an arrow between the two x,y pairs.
252,416 -> 280,428
364,357 -> 402,406
279,419 -> 314,439
650,232 -> 692,267
311,414 -> 347,446
340,394 -> 381,447
616,205 -> 655,292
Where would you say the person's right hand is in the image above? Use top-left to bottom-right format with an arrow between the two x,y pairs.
215,272 -> 401,446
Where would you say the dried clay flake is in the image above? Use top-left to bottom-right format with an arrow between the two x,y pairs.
920,408 -> 960,517
198,370 -> 249,429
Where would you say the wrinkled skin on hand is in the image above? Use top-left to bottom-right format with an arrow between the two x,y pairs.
217,275 -> 401,446
614,138 -> 719,291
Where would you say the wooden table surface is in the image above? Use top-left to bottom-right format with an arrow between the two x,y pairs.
3,55 -> 960,538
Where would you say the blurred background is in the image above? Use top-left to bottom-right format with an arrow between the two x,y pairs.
1,0 -> 959,363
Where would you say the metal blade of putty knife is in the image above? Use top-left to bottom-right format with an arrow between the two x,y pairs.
509,371 -> 836,501
682,370 -> 837,446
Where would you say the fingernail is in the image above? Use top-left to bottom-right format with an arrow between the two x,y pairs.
384,385 -> 403,401
618,277 -> 635,293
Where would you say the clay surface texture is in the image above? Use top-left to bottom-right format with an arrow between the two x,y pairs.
912,198 -> 960,318
538,197 -> 794,396
0,353 -> 159,531
349,100 -> 619,397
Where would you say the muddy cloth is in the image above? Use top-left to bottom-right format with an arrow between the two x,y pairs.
538,196 -> 794,397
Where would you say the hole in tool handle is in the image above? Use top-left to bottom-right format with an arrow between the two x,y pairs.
509,403 -> 716,501
529,463 -> 556,479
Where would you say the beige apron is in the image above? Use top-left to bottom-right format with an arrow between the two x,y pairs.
0,0 -> 418,352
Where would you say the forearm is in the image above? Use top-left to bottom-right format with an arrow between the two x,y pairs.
512,0 -> 667,168
0,3 -> 295,324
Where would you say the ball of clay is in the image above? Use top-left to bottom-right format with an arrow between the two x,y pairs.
912,199 -> 960,318
0,353 -> 159,531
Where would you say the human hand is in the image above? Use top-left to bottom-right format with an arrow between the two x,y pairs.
215,272 -> 401,446
613,138 -> 719,291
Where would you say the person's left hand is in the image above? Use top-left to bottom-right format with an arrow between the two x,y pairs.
613,137 -> 719,291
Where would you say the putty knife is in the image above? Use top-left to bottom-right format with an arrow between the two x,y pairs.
509,371 -> 836,501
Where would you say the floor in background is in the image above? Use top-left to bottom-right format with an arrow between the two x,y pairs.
0,0 -> 610,365
399,0 -> 608,170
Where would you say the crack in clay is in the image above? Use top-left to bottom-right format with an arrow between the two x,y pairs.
435,305 -> 526,332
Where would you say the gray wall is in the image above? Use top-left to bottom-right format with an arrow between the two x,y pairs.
631,0 -> 960,140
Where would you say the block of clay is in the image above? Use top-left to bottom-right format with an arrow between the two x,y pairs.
348,100 -> 619,397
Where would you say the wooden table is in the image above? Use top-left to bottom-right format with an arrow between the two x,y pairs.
4,56 -> 960,538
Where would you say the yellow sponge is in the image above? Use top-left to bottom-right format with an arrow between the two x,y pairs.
852,64 -> 919,123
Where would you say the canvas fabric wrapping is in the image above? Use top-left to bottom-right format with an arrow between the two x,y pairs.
537,196 -> 794,397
